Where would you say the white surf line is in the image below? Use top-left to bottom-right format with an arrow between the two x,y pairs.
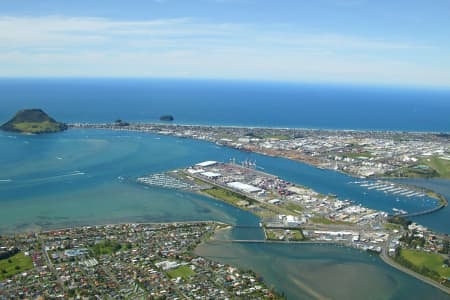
23,171 -> 86,183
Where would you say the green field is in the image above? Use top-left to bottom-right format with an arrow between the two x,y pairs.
283,202 -> 304,212
265,229 -> 304,241
421,157 -> 450,178
310,216 -> 352,225
388,156 -> 450,179
401,249 -> 450,278
266,230 -> 277,240
383,223 -> 402,231
12,121 -> 63,133
203,187 -> 256,207
291,229 -> 305,241
90,240 -> 130,256
166,265 -> 195,280
0,252 -> 33,280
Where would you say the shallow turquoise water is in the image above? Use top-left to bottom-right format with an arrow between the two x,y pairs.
1,129 -> 449,299
0,129 -> 440,232
196,240 -> 450,300
0,129 -> 262,232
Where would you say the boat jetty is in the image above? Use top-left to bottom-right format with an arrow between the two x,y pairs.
357,180 -> 426,198
137,172 -> 192,190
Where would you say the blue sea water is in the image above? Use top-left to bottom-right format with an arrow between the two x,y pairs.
1,128 -> 449,299
0,129 -> 443,232
1,79 -> 450,299
1,78 -> 450,132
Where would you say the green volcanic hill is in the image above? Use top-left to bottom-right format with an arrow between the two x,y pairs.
0,109 -> 68,134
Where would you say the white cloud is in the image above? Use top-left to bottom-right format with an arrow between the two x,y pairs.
0,15 -> 448,87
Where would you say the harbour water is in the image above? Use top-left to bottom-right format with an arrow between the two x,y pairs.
1,79 -> 450,299
0,129 -> 444,233
196,240 -> 450,300
1,129 -> 449,299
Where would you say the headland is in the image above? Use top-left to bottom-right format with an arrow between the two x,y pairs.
1,109 -> 67,134
71,122 -> 450,181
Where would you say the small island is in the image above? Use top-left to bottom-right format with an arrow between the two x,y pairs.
0,109 -> 68,134
114,119 -> 130,127
160,114 -> 174,121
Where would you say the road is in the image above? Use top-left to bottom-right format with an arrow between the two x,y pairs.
36,233 -> 66,292
380,235 -> 450,295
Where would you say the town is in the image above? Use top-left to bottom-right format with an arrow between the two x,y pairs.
137,160 -> 450,292
71,122 -> 450,180
0,222 -> 282,299
139,160 -> 392,250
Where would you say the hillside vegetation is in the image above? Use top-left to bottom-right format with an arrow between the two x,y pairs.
1,109 -> 67,134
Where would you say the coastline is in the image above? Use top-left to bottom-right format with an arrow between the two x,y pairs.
0,220 -> 284,299
69,122 -> 450,179
76,124 -> 450,294
379,240 -> 450,295
72,123 -> 449,219
119,120 -> 450,135
3,124 -> 448,296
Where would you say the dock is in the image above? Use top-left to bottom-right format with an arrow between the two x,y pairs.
137,173 -> 192,190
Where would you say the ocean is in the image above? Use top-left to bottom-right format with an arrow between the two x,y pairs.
1,78 -> 450,132
1,79 -> 450,299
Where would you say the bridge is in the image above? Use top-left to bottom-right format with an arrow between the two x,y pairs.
210,239 -> 339,245
395,202 -> 447,218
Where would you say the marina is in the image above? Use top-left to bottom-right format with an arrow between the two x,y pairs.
137,173 -> 192,190
0,128 -> 448,300
355,180 -> 426,198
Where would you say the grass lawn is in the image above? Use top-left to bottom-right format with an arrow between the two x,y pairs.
310,216 -> 352,225
202,184 -> 304,219
13,121 -> 61,133
389,156 -> 450,179
383,223 -> 402,231
166,265 -> 195,280
401,249 -> 450,278
283,202 -> 304,213
421,156 -> 450,178
90,240 -> 129,257
203,187 -> 255,206
0,252 -> 33,280
266,230 -> 277,240
291,229 -> 305,241
265,229 -> 305,241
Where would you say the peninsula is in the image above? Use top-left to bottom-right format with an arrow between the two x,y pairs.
137,161 -> 450,293
71,122 -> 450,180
1,109 -> 68,134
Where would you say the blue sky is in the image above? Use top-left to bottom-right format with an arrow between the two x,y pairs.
1,0 -> 450,87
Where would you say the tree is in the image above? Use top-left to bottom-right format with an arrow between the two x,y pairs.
440,240 -> 449,254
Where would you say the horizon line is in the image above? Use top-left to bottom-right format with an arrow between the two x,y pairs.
0,76 -> 449,92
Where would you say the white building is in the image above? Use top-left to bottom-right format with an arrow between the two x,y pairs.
195,161 -> 218,167
227,182 -> 262,193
